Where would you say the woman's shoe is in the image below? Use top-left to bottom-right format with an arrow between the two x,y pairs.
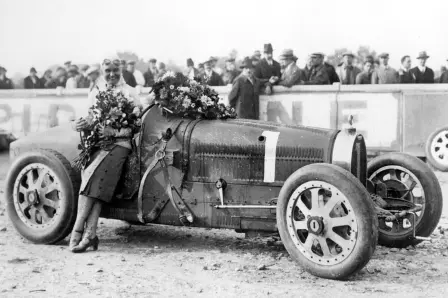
71,236 -> 99,253
68,230 -> 84,251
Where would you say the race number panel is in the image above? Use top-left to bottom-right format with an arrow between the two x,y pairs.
262,131 -> 280,183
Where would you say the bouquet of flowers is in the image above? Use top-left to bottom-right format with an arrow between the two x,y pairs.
71,88 -> 141,171
151,71 -> 237,119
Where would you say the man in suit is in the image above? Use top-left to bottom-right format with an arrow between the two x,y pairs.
85,65 -> 101,91
201,59 -> 223,86
222,58 -> 240,85
337,52 -> 361,85
24,67 -> 43,89
372,53 -> 398,84
410,51 -> 434,83
254,43 -> 282,92
439,63 -> 448,83
398,55 -> 416,83
356,60 -> 374,84
144,58 -> 158,87
120,60 -> 137,87
127,60 -> 145,87
228,57 -> 260,120
302,53 -> 330,85
185,58 -> 200,80
0,66 -> 14,89
324,61 -> 340,84
278,49 -> 305,87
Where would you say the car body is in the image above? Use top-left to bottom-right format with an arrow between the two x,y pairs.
5,106 -> 442,280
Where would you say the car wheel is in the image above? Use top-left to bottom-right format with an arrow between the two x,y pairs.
368,152 -> 443,248
5,149 -> 80,244
277,163 -> 378,280
425,126 -> 448,172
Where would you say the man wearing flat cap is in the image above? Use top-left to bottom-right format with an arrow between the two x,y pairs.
127,60 -> 145,87
185,58 -> 200,80
228,57 -> 261,119
24,67 -> 43,89
0,66 -> 13,89
201,59 -> 224,86
144,58 -> 158,87
337,52 -> 361,85
303,53 -> 330,85
254,43 -> 282,91
222,58 -> 240,85
277,49 -> 305,87
372,53 -> 398,84
410,51 -> 434,84
120,60 -> 137,87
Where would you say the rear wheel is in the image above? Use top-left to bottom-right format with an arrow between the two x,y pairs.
5,149 -> 80,244
425,126 -> 448,172
368,153 -> 443,247
277,164 -> 378,280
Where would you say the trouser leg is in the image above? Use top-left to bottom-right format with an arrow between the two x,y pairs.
84,200 -> 102,239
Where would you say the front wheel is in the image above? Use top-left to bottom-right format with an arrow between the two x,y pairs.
277,163 -> 378,280
425,126 -> 448,172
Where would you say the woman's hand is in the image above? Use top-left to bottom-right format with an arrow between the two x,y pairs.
73,118 -> 89,132
98,124 -> 115,138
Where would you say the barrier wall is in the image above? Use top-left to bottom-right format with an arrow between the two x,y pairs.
1,84 -> 448,157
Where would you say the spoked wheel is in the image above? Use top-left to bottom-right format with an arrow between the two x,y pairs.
425,126 -> 448,171
13,164 -> 63,228
277,164 -> 378,280
368,153 -> 443,247
6,149 -> 80,244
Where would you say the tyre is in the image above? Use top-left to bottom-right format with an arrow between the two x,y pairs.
277,163 -> 378,280
368,152 -> 443,248
5,149 -> 80,244
425,126 -> 448,172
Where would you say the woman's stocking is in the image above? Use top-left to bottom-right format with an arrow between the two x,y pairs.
84,200 -> 102,239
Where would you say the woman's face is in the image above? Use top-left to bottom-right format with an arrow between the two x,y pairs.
102,59 -> 121,85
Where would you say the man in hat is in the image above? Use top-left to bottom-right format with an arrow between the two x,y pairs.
197,63 -> 205,77
209,56 -> 223,76
0,66 -> 14,89
337,52 -> 361,85
222,58 -> 240,85
66,65 -> 79,89
156,62 -> 167,81
185,58 -> 200,80
254,43 -> 281,87
398,55 -> 416,84
24,67 -> 43,89
85,65 -> 101,91
372,53 -> 398,84
439,63 -> 448,83
77,65 -> 91,88
144,58 -> 158,87
302,53 -> 330,85
228,57 -> 261,120
277,49 -> 305,87
64,61 -> 72,71
410,51 -> 434,83
356,60 -> 374,84
40,69 -> 56,89
120,60 -> 137,87
127,60 -> 145,87
201,59 -> 223,86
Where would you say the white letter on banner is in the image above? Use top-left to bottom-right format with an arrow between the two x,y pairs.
262,131 -> 280,183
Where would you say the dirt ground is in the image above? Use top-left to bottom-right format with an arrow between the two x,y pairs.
1,152 -> 448,298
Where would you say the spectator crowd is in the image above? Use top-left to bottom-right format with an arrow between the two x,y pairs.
1,43 -> 448,91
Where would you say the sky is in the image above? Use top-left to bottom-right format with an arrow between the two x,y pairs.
1,0 -> 448,76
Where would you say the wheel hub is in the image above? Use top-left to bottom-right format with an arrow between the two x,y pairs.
26,189 -> 40,206
307,216 -> 324,235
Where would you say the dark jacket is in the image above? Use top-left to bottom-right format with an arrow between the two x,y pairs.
304,64 -> 330,85
398,69 -> 416,84
439,71 -> 448,83
228,75 -> 260,119
410,67 -> 434,83
201,71 -> 224,86
24,76 -> 43,89
254,58 -> 281,82
355,72 -> 372,84
41,77 -> 58,89
122,70 -> 137,87
0,77 -> 14,89
324,62 -> 340,84
143,71 -> 154,87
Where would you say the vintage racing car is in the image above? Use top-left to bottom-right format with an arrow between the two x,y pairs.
4,106 -> 443,279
